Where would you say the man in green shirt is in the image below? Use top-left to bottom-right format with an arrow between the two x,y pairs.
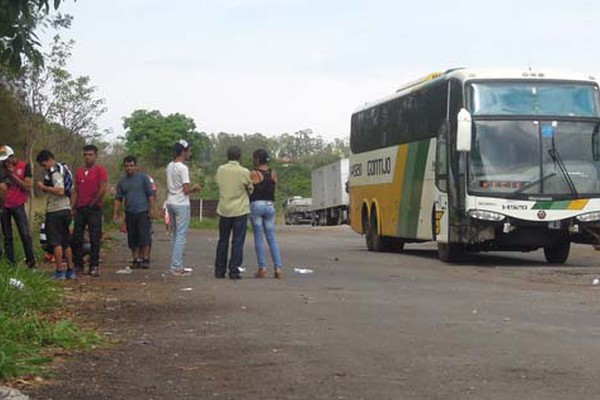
215,146 -> 253,279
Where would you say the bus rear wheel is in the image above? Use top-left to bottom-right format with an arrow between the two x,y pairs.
366,212 -> 401,252
544,240 -> 570,264
365,217 -> 379,251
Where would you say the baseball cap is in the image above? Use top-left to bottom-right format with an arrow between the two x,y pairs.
176,139 -> 190,150
0,145 -> 14,161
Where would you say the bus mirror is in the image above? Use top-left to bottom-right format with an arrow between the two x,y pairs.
456,108 -> 472,152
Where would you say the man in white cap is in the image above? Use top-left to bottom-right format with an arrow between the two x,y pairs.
0,145 -> 36,268
165,139 -> 201,276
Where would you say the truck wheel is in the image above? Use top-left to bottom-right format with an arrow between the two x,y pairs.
544,240 -> 570,264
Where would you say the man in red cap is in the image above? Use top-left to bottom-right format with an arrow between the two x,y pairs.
0,145 -> 36,268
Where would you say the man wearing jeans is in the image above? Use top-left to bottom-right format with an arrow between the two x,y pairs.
71,144 -> 108,277
0,145 -> 36,268
214,146 -> 253,280
165,140 -> 200,276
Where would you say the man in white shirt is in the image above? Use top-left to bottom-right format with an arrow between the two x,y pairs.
165,140 -> 201,276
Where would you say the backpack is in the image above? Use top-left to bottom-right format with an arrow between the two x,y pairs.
60,163 -> 74,197
43,163 -> 74,197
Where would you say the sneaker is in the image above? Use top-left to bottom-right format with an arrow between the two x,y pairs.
170,268 -> 192,276
141,259 -> 150,269
274,269 -> 283,279
131,259 -> 141,269
254,268 -> 267,279
65,269 -> 76,280
53,270 -> 66,280
89,267 -> 100,277
229,273 -> 242,280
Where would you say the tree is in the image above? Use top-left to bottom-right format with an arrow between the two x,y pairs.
122,109 -> 210,167
0,0 -> 68,72
13,28 -> 105,170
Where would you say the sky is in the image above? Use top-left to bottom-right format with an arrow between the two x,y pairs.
50,0 -> 600,141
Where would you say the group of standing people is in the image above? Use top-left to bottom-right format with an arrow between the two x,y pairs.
35,146 -> 108,279
0,139 -> 283,281
0,144 -> 110,280
165,141 -> 283,279
215,146 -> 284,279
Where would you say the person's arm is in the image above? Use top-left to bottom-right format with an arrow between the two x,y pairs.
250,170 -> 262,185
0,168 -> 6,204
7,163 -> 32,191
271,169 -> 278,185
149,195 -> 156,219
244,170 -> 254,195
113,199 -> 122,222
91,167 -> 108,207
183,182 -> 201,195
178,165 -> 200,195
143,175 -> 157,219
91,180 -> 108,207
37,170 -> 65,196
70,183 -> 78,212
113,183 -> 123,222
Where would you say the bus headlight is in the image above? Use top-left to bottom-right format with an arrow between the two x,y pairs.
576,211 -> 600,222
468,210 -> 506,221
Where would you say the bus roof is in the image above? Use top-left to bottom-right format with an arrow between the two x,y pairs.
353,68 -> 598,114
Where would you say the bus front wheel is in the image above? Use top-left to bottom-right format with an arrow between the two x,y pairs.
544,240 -> 570,264
438,242 -> 464,263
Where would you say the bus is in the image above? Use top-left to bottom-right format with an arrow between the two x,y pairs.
349,68 -> 600,263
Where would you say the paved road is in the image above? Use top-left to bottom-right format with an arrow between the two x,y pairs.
31,225 -> 600,399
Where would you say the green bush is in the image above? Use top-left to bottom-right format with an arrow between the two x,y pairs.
0,262 -> 104,379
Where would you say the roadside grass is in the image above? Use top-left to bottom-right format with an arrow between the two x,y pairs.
188,218 -> 219,230
0,258 -> 104,380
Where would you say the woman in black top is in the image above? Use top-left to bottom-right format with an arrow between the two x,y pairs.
249,149 -> 283,278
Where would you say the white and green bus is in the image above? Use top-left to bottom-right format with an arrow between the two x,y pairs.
349,68 -> 600,263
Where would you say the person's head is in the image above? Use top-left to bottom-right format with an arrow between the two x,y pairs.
83,144 -> 98,167
227,146 -> 242,161
252,148 -> 270,167
0,145 -> 16,166
174,139 -> 191,161
36,150 -> 56,170
123,155 -> 137,176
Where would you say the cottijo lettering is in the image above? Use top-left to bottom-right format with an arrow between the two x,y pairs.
367,157 -> 392,176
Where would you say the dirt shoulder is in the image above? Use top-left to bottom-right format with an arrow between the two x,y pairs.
23,226 -> 600,400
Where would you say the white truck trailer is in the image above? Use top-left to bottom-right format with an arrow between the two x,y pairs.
311,158 -> 349,226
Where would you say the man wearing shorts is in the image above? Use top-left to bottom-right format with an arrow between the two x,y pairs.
36,150 -> 74,280
113,156 -> 155,269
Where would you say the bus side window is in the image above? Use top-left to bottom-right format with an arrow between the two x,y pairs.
436,123 -> 449,192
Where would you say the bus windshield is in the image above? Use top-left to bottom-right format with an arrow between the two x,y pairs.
470,82 -> 600,117
468,120 -> 600,198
